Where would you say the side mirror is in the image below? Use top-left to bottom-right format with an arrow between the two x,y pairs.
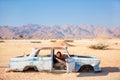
65,46 -> 68,49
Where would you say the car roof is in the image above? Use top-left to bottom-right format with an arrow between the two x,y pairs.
34,46 -> 67,50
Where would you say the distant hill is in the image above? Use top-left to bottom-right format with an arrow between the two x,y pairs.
0,24 -> 120,39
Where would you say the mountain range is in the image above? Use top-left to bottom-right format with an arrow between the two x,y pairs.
0,24 -> 120,39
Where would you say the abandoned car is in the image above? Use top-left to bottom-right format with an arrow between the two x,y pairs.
6,46 -> 101,73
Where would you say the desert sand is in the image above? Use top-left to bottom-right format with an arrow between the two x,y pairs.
0,39 -> 120,80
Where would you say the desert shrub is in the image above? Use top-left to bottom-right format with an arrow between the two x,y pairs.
89,44 -> 108,50
50,39 -> 57,42
18,34 -> 24,39
0,40 -> 5,43
30,41 -> 41,43
115,43 -> 118,45
64,39 -> 74,42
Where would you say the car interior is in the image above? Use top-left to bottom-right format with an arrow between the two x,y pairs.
53,49 -> 68,70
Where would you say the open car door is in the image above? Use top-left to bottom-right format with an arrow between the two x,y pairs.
66,57 -> 75,73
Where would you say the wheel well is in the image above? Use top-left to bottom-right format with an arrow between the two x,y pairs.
78,65 -> 94,72
23,66 -> 38,71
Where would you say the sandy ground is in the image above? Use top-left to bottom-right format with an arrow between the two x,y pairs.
0,39 -> 120,80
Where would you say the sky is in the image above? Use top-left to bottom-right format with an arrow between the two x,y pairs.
0,0 -> 120,27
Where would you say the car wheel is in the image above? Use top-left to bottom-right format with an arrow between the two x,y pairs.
78,65 -> 94,72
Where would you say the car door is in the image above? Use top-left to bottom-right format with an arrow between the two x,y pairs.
66,57 -> 75,73
36,48 -> 52,71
